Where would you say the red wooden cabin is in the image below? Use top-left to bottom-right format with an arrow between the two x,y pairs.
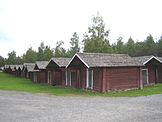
46,58 -> 71,86
33,61 -> 48,83
66,53 -> 162,92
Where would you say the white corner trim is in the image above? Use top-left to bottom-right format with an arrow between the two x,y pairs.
66,53 -> 89,68
143,56 -> 162,65
46,59 -> 52,68
86,68 -> 89,88
66,54 -> 76,68
46,59 -> 60,68
91,70 -> 94,89
65,71 -> 67,86
69,72 -> 72,86
142,68 -> 149,84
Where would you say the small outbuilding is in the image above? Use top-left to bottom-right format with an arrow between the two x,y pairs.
33,61 -> 49,83
134,56 -> 162,85
23,63 -> 35,80
46,58 -> 71,86
66,53 -> 162,92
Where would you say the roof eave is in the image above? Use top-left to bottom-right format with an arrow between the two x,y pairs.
66,53 -> 89,68
143,56 -> 162,65
46,58 -> 60,68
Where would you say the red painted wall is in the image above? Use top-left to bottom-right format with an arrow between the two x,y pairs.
37,71 -> 47,83
158,66 -> 162,83
148,67 -> 155,84
102,67 -> 140,92
51,71 -> 61,85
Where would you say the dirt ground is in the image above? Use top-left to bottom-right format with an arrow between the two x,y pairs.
0,90 -> 162,122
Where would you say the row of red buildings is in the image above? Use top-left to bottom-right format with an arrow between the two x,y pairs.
4,53 -> 162,92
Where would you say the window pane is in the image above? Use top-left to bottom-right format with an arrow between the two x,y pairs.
142,70 -> 147,85
67,71 -> 71,85
88,69 -> 93,89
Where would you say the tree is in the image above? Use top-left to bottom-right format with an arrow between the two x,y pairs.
54,41 -> 67,57
143,34 -> 157,55
157,36 -> 162,56
37,42 -> 45,61
23,47 -> 37,63
37,42 -> 54,60
125,37 -> 135,56
16,56 -> 24,64
83,13 -> 112,53
68,32 -> 80,57
43,46 -> 54,60
0,56 -> 5,67
7,51 -> 17,64
115,37 -> 125,53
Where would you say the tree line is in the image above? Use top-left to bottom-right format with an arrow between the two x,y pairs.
0,14 -> 162,67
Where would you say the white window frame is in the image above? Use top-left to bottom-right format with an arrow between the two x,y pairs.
66,71 -> 72,86
65,71 -> 67,86
156,68 -> 158,82
69,72 -> 72,86
26,72 -> 29,78
86,68 -> 94,89
86,69 -> 89,88
34,72 -> 37,83
48,71 -> 51,84
142,69 -> 149,84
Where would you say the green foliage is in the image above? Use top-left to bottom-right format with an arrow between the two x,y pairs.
157,36 -> 162,56
2,15 -> 162,65
54,41 -> 67,57
37,42 -> 54,61
43,46 -> 54,60
83,14 -> 113,53
126,37 -> 135,56
113,37 -> 126,53
23,47 -> 37,63
67,32 -> 80,57
6,51 -> 17,64
37,42 -> 45,61
0,56 -> 5,67
143,34 -> 157,55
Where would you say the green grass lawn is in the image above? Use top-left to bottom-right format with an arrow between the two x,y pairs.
0,72 -> 162,97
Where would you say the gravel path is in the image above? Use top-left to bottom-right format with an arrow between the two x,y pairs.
0,90 -> 162,122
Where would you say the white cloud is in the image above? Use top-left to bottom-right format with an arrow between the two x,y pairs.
0,0 -> 162,57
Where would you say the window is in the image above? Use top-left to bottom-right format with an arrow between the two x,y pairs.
86,69 -> 93,89
66,71 -> 71,86
34,72 -> 37,83
48,71 -> 51,84
156,68 -> 158,82
142,69 -> 149,85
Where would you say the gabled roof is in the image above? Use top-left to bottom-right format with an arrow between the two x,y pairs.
0,66 -> 4,70
157,57 -> 162,62
34,61 -> 48,70
133,56 -> 162,65
14,65 -> 23,70
67,53 -> 142,68
23,63 -> 35,72
4,65 -> 23,70
4,65 -> 10,69
47,58 -> 71,68
23,63 -> 35,67
9,65 -> 14,69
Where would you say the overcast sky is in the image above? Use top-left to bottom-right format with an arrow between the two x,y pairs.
0,0 -> 162,58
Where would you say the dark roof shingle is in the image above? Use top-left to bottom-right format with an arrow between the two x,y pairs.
69,53 -> 143,67
50,58 -> 71,67
23,63 -> 35,72
35,61 -> 48,69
